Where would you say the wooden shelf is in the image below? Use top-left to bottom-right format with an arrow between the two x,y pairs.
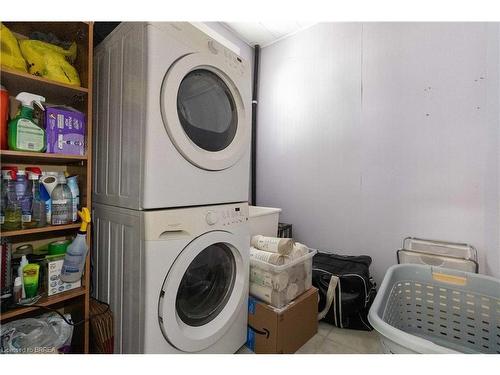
1,223 -> 81,237
0,68 -> 88,112
0,150 -> 87,165
1,67 -> 88,94
0,287 -> 86,321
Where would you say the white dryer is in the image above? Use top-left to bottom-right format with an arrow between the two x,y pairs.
93,22 -> 251,209
92,202 -> 249,353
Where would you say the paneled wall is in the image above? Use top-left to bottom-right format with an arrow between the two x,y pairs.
256,23 -> 500,284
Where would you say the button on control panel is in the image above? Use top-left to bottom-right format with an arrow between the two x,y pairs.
206,206 -> 247,227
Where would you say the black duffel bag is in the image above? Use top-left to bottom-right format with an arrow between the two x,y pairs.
312,252 -> 377,331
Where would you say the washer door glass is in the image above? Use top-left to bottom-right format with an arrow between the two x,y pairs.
175,242 -> 236,327
177,69 -> 238,152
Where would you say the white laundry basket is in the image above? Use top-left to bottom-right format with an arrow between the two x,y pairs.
368,264 -> 500,354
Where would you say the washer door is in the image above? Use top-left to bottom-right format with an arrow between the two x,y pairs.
158,231 -> 246,352
161,52 -> 248,171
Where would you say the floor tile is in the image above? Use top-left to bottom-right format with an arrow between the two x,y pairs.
295,333 -> 326,354
316,337 -> 361,354
326,327 -> 381,354
317,322 -> 333,337
236,345 -> 254,354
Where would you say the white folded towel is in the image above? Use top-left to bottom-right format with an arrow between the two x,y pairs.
250,267 -> 289,291
250,246 -> 286,265
251,235 -> 293,255
250,283 -> 285,306
289,242 -> 309,260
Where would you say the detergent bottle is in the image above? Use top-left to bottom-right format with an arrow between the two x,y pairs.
8,92 -> 46,152
60,208 -> 90,283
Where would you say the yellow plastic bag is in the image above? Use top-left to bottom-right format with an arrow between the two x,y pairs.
19,39 -> 80,86
0,23 -> 28,72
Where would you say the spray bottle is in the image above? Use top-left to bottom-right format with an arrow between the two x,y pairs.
60,207 -> 90,283
8,92 -> 46,152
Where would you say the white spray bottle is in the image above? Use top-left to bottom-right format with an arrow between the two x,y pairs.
60,207 -> 90,283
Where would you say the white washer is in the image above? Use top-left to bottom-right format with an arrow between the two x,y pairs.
93,22 -> 251,209
93,202 -> 249,353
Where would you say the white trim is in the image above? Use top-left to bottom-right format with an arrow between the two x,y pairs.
260,23 -> 318,48
190,22 -> 241,55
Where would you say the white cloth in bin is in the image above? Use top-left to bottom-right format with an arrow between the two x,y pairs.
251,235 -> 293,255
250,267 -> 289,291
250,246 -> 286,265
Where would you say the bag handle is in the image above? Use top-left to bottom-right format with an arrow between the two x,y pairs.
318,275 -> 339,321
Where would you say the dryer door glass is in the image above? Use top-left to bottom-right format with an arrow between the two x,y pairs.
176,242 -> 236,327
177,69 -> 238,152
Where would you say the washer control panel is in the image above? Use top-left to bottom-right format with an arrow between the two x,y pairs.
205,204 -> 247,227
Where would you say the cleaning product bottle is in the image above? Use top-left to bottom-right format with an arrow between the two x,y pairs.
18,255 -> 28,299
50,173 -> 72,225
2,166 -> 21,231
60,208 -> 90,283
66,175 -> 79,222
7,92 -> 46,152
40,171 -> 58,223
15,169 -> 31,226
24,167 -> 46,228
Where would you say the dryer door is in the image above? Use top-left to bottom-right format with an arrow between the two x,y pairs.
161,52 -> 249,171
158,230 -> 246,352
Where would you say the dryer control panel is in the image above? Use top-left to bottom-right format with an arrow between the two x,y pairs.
206,204 -> 247,227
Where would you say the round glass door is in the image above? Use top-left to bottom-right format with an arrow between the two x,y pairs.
158,230 -> 247,352
177,70 -> 238,152
161,52 -> 250,171
176,243 -> 236,327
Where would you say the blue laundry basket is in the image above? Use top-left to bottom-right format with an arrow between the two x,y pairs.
368,264 -> 500,354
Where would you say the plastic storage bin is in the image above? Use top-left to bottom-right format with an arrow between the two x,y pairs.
398,237 -> 478,273
249,206 -> 282,237
249,248 -> 317,309
368,264 -> 500,354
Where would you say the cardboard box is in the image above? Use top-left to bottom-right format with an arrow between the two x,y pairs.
45,105 -> 86,155
246,287 -> 318,354
46,257 -> 81,296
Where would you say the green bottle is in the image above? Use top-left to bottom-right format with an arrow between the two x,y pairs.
8,92 -> 46,152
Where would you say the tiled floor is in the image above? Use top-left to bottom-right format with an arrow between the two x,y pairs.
237,322 -> 382,354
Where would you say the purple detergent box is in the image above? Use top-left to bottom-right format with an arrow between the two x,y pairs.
45,106 -> 86,155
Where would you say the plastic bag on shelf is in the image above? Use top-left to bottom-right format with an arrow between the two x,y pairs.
0,23 -> 28,72
0,312 -> 74,354
19,39 -> 80,86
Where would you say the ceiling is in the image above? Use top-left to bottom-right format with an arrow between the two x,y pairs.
224,22 -> 315,47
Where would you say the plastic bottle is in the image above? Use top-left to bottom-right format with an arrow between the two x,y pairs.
24,167 -> 46,228
40,172 -> 58,223
60,208 -> 91,283
13,276 -> 22,303
66,175 -> 79,222
15,170 -> 31,225
8,92 -> 46,152
50,174 -> 72,225
18,255 -> 28,299
1,166 -> 21,231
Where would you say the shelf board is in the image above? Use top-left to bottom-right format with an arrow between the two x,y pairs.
0,287 -> 87,321
1,223 -> 81,237
1,67 -> 88,94
1,150 -> 87,165
0,68 -> 88,112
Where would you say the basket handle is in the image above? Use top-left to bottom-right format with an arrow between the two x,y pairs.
432,269 -> 467,286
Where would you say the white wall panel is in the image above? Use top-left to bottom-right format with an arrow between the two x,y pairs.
257,23 -> 500,284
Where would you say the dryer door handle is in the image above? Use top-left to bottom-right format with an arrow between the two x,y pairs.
158,229 -> 190,240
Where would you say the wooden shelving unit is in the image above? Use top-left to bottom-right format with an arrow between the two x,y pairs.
1,150 -> 87,165
0,22 -> 93,353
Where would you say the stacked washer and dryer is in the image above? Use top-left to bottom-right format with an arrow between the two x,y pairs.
92,23 -> 251,353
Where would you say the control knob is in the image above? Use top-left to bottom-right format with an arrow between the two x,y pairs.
205,211 -> 218,225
